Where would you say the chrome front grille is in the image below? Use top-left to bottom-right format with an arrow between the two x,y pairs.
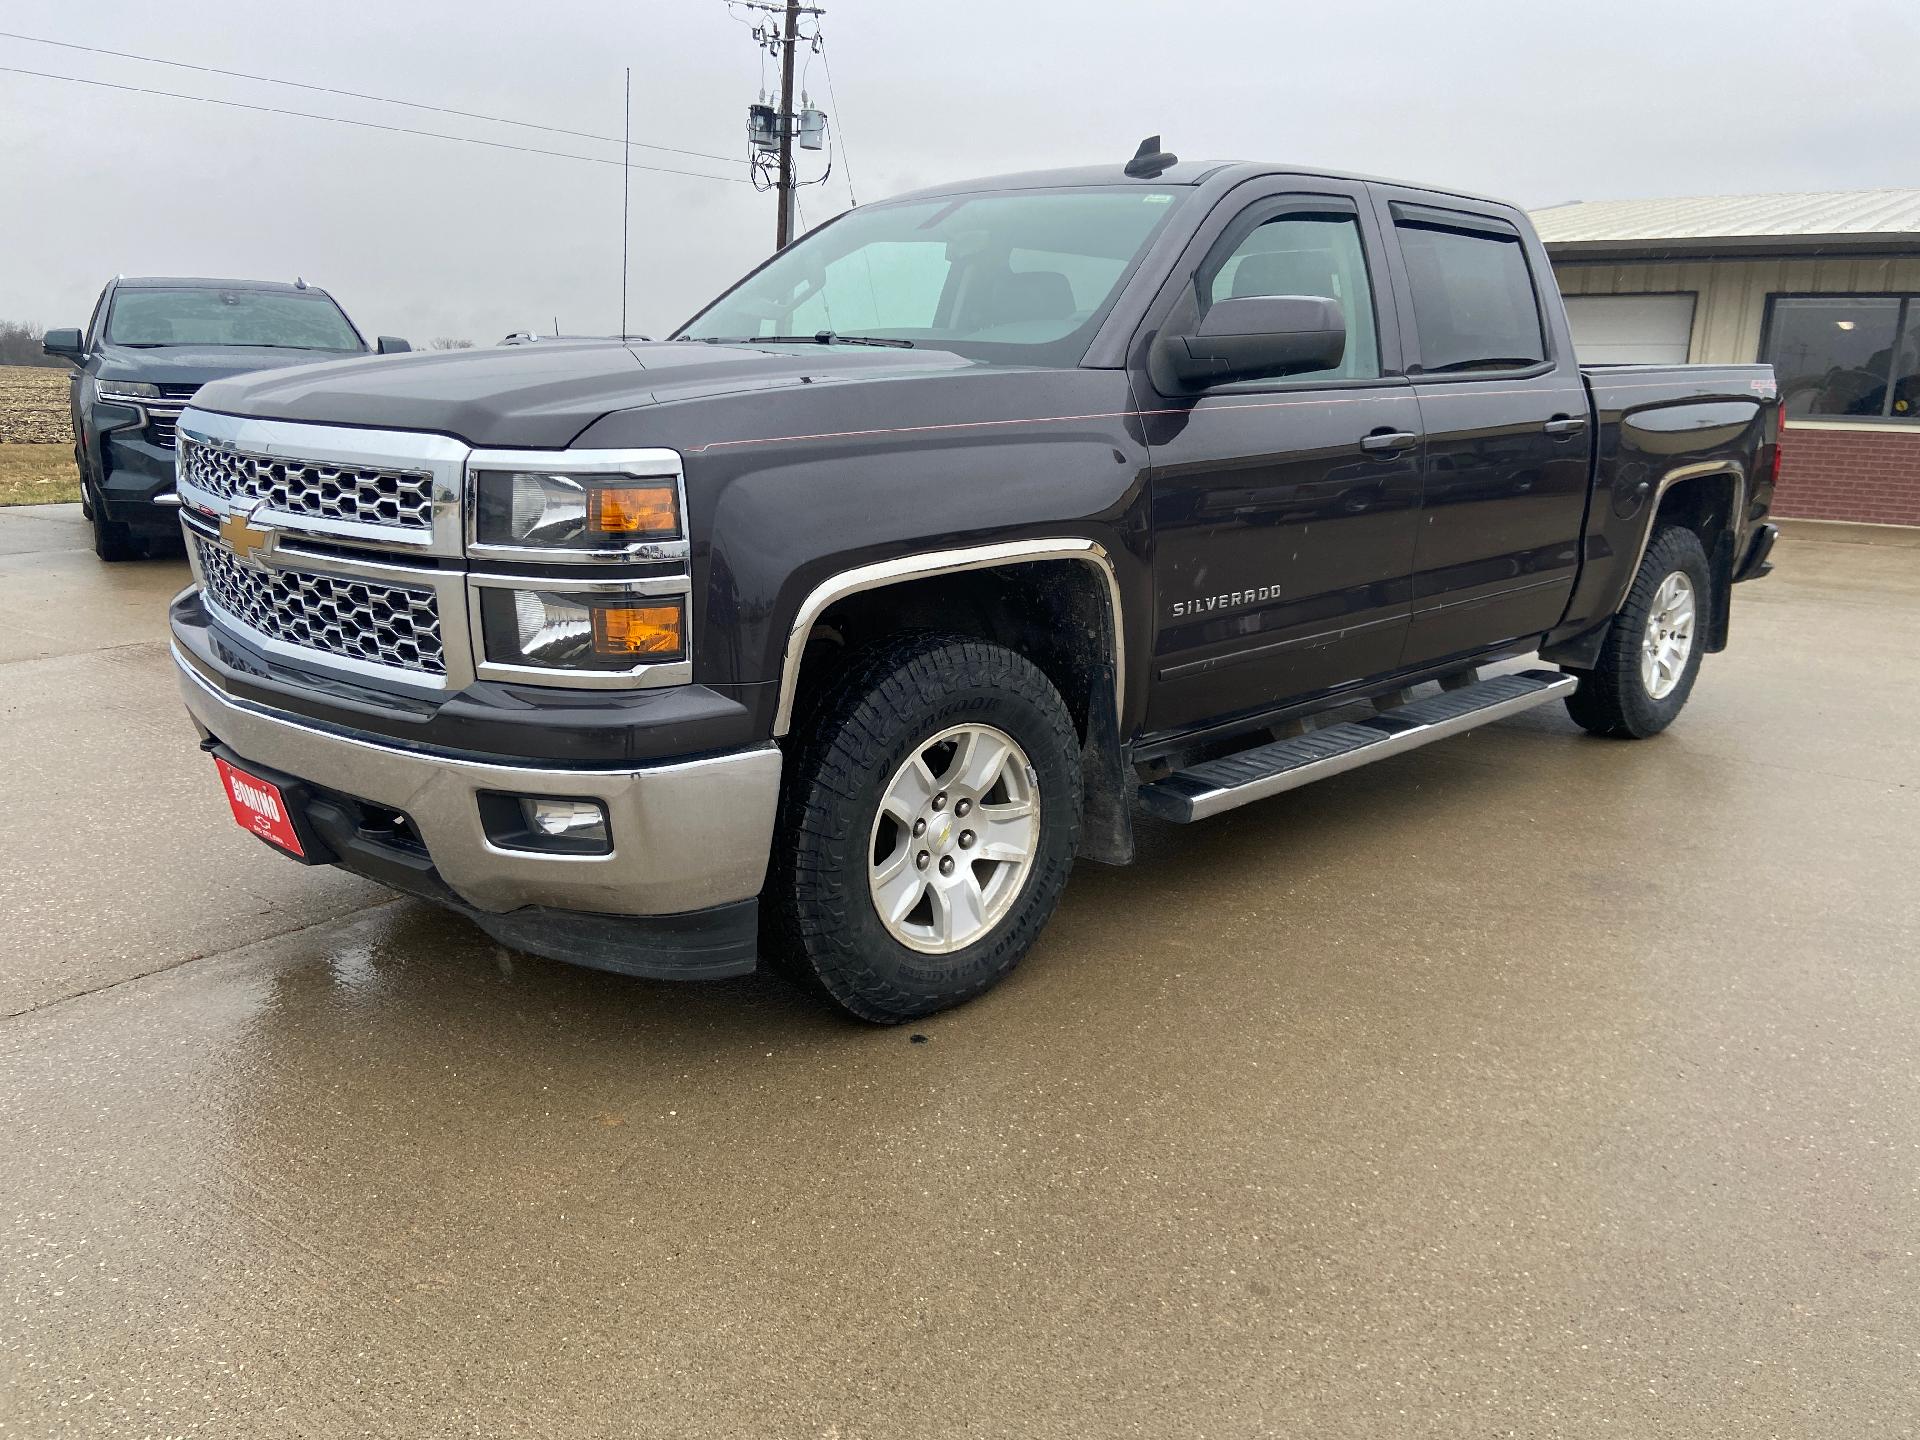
179,437 -> 436,530
146,407 -> 182,448
195,537 -> 446,676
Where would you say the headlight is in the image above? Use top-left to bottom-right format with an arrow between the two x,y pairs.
95,380 -> 161,403
478,587 -> 685,672
473,469 -> 681,551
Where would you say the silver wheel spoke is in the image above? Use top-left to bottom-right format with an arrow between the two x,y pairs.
950,729 -> 1013,798
930,875 -> 987,943
974,801 -> 1037,862
874,860 -> 924,925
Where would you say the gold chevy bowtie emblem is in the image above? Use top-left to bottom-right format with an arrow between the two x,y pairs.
219,507 -> 274,564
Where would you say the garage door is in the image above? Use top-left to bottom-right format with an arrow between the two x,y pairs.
1563,294 -> 1696,364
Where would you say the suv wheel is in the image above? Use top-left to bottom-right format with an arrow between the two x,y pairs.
767,633 -> 1082,1023
85,476 -> 141,562
1566,524 -> 1710,738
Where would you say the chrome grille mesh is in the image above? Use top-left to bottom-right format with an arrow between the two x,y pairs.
179,437 -> 436,530
196,539 -> 446,676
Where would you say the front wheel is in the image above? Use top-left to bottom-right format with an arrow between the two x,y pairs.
86,478 -> 141,562
1566,524 -> 1710,738
766,633 -> 1082,1023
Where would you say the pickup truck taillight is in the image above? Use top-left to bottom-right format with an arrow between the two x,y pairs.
1772,420 -> 1785,488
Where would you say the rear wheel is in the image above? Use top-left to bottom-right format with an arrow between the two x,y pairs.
1566,524 -> 1709,738
766,633 -> 1081,1023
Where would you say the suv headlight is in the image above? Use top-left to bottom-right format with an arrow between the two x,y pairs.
95,380 -> 161,403
472,469 -> 681,552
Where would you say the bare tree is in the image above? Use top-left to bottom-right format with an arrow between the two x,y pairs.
0,321 -> 67,368
428,337 -> 475,350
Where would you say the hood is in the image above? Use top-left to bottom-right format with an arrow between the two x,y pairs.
95,343 -> 367,389
187,338 -> 977,449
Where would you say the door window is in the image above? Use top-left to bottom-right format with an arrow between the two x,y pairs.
1395,220 -> 1546,373
1200,213 -> 1380,381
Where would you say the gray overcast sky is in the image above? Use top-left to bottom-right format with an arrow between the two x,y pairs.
2,0 -> 1913,344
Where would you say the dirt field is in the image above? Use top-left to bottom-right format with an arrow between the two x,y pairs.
0,367 -> 78,506
0,365 -> 72,445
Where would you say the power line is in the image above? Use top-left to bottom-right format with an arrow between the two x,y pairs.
0,28 -> 739,168
0,64 -> 751,184
817,39 -> 857,207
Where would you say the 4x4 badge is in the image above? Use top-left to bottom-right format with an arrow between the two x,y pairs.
219,505 -> 276,566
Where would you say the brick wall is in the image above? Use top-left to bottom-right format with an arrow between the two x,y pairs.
1774,425 -> 1920,527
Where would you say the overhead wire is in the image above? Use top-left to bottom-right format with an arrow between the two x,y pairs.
0,29 -> 739,167
817,38 -> 857,207
0,64 -> 752,184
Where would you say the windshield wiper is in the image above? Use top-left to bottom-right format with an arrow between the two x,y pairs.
689,331 -> 915,349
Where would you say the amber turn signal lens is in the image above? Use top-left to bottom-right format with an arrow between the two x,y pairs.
588,482 -> 678,538
591,602 -> 684,658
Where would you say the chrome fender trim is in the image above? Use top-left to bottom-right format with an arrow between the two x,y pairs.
773,539 -> 1126,737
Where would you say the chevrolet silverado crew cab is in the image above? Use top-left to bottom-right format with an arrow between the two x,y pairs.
168,143 -> 1781,1023
43,276 -> 409,561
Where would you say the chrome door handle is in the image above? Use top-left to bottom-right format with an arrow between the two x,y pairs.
1359,430 -> 1418,454
1544,415 -> 1588,437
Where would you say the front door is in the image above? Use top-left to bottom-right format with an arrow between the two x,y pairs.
1135,184 -> 1423,736
1374,195 -> 1591,669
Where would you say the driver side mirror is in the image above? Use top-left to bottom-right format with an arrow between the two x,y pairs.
1152,295 -> 1345,392
43,328 -> 85,361
376,336 -> 412,355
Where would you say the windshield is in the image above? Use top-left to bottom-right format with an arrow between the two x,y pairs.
677,186 -> 1186,364
106,288 -> 364,350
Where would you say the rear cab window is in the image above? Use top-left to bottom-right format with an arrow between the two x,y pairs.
1390,204 -> 1547,374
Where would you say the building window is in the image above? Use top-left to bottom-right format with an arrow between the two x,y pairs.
1763,294 -> 1920,422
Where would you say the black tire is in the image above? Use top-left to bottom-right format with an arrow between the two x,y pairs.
86,479 -> 141,562
765,633 -> 1082,1023
1566,524 -> 1710,738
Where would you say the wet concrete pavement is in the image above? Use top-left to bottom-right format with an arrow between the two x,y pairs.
2,503 -> 1916,1437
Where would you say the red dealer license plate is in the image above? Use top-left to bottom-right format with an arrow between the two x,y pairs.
214,756 -> 306,858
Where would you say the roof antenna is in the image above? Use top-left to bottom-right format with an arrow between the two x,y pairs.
294,276 -> 308,289
1124,135 -> 1177,179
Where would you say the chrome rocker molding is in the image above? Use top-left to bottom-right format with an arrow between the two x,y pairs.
175,651 -> 783,917
772,538 -> 1127,738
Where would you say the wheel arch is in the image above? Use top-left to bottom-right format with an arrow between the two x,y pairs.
775,540 -> 1135,865
1641,460 -> 1744,653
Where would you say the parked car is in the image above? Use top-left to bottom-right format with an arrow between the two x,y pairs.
165,145 -> 1781,1022
42,277 -> 409,560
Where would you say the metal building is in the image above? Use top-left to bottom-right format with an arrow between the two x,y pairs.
1533,189 -> 1920,526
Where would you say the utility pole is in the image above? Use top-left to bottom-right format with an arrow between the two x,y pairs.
739,0 -> 826,251
774,0 -> 800,250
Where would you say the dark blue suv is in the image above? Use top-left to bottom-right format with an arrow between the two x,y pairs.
43,277 -> 407,560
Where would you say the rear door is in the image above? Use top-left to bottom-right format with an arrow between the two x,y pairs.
1372,192 -> 1590,670
1134,180 -> 1424,735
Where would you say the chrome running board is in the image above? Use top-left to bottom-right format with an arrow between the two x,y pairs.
1137,668 -> 1576,823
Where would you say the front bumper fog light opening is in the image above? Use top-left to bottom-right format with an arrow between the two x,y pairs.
477,792 -> 612,856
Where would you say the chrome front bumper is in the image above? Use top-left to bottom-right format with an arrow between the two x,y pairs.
175,650 -> 782,917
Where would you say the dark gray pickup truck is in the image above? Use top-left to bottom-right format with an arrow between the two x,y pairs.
168,145 -> 1781,1021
